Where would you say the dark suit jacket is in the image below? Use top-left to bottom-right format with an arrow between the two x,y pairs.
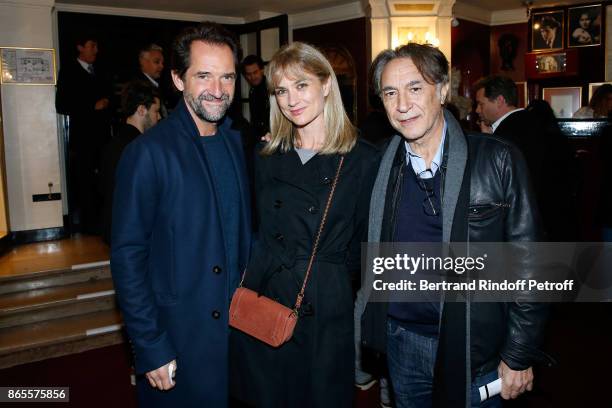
111,100 -> 251,407
99,123 -> 141,244
55,58 -> 112,152
494,109 -> 575,240
134,71 -> 171,118
248,77 -> 270,138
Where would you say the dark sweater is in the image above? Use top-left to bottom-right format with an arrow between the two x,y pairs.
200,133 -> 241,279
100,124 -> 141,244
388,166 -> 442,336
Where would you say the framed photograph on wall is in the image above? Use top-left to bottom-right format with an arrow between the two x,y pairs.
588,81 -> 612,100
525,49 -> 578,79
568,4 -> 601,47
515,81 -> 528,107
0,47 -> 56,85
532,10 -> 565,51
535,52 -> 566,74
542,87 -> 582,118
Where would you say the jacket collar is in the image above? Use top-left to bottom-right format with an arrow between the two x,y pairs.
383,110 -> 466,242
172,98 -> 251,270
441,109 -> 468,242
269,148 -> 341,196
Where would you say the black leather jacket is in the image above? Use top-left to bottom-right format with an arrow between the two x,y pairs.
362,130 -> 551,377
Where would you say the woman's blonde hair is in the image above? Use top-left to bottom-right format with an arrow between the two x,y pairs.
261,42 -> 356,155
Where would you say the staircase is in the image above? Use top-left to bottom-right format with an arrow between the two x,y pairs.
0,260 -> 125,369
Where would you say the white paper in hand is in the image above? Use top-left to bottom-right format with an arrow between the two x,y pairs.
167,361 -> 176,385
479,378 -> 502,402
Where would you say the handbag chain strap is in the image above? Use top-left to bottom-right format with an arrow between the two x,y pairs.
293,155 -> 344,313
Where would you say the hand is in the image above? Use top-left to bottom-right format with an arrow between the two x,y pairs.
498,360 -> 533,400
146,359 -> 177,390
260,132 -> 271,142
94,98 -> 109,110
478,120 -> 493,134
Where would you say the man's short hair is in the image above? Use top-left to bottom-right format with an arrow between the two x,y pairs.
241,54 -> 264,72
371,43 -> 449,96
121,80 -> 160,117
171,22 -> 241,80
139,43 -> 163,59
473,75 -> 518,107
75,33 -> 97,47
540,16 -> 561,30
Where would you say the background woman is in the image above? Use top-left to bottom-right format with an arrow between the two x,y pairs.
573,83 -> 612,118
230,42 -> 379,407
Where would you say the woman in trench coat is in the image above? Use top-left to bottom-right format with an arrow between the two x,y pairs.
229,42 -> 380,407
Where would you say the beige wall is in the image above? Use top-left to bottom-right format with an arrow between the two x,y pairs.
0,0 -> 63,231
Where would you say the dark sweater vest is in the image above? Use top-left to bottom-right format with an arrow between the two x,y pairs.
388,165 -> 442,336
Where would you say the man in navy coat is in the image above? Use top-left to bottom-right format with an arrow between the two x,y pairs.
111,22 -> 250,407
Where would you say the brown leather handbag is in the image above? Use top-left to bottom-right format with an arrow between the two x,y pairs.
229,156 -> 345,347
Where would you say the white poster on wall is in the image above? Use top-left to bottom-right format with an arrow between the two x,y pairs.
550,95 -> 574,118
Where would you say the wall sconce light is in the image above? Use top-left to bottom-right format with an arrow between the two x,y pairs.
404,31 -> 440,47
396,27 -> 441,48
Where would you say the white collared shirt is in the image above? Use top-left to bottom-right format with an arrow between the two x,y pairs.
143,72 -> 159,88
491,108 -> 523,133
77,58 -> 93,74
404,121 -> 446,179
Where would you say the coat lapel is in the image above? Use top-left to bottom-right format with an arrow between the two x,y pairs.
269,150 -> 339,202
441,109 -> 468,243
172,99 -> 251,271
222,120 -> 252,270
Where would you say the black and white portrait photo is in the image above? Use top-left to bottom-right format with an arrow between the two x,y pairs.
568,4 -> 601,47
532,11 -> 564,51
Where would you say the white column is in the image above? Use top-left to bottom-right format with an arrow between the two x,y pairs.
0,0 -> 63,231
367,0 -> 455,62
370,18 -> 391,61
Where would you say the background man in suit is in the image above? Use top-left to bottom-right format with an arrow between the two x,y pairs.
99,80 -> 160,245
56,34 -> 112,234
111,22 -> 250,407
241,54 -> 270,139
137,43 -> 169,117
474,75 -> 523,135
474,75 -> 575,241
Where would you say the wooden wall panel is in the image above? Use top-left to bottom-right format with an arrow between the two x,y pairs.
294,18 -> 368,125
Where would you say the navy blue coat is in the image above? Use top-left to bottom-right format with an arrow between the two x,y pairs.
111,99 -> 251,407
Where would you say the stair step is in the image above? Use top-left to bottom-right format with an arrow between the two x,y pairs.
0,331 -> 125,370
0,236 -> 110,280
0,309 -> 124,369
0,279 -> 117,329
0,261 -> 111,295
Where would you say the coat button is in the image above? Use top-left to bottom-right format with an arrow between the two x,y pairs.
274,199 -> 282,208
274,233 -> 284,241
322,176 -> 331,185
213,265 -> 222,274
212,310 -> 221,319
308,205 -> 318,214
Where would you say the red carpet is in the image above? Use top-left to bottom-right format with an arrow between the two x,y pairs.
0,343 -> 136,408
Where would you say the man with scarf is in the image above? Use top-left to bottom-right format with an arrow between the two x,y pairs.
357,43 -> 550,408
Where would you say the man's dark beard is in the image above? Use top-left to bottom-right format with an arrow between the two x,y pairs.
186,91 -> 232,122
